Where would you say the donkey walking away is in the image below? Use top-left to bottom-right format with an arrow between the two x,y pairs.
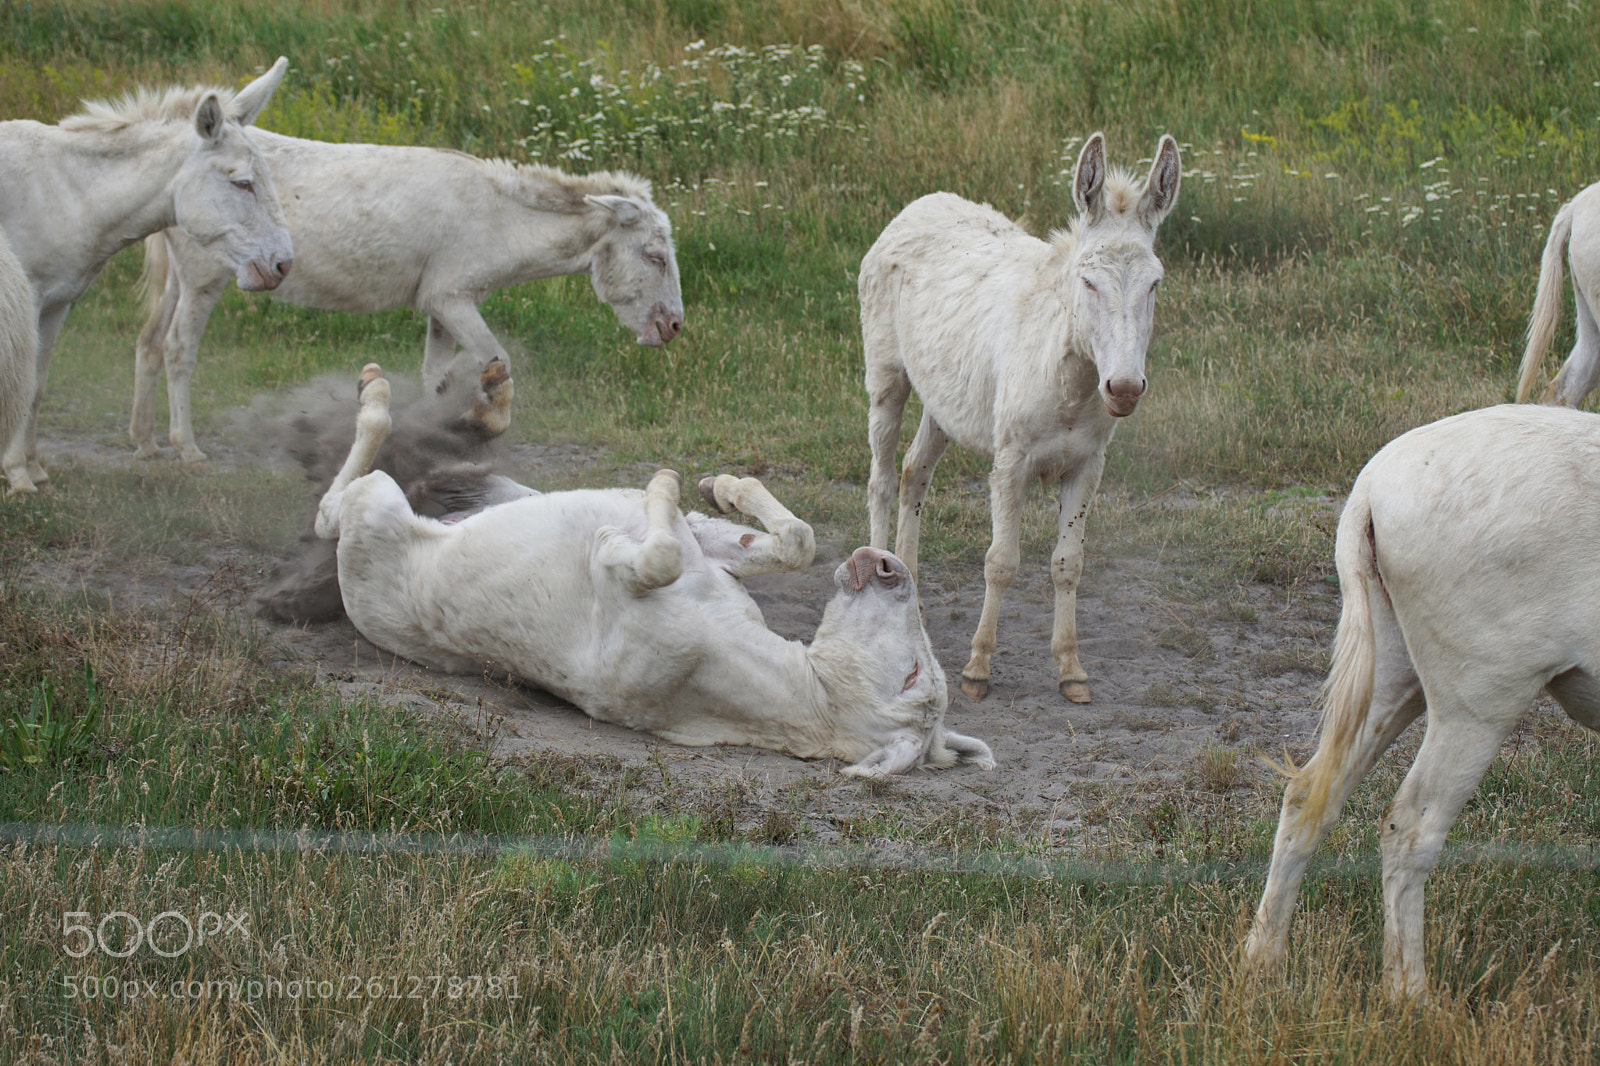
134,137 -> 683,464
0,59 -> 293,493
860,132 -> 1180,703
1517,179 -> 1600,407
1245,403 -> 1600,1000
309,364 -> 993,777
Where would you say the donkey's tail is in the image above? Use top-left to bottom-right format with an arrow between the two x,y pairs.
1518,199 -> 1576,403
1287,475 -> 1378,833
136,233 -> 170,318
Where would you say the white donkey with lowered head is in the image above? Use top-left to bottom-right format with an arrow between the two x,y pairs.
1245,403 -> 1600,999
0,59 -> 294,493
311,365 -> 993,777
1517,179 -> 1600,406
861,132 -> 1180,703
134,138 -> 683,463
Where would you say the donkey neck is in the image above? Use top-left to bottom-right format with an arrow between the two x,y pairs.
670,604 -> 849,757
18,123 -> 191,304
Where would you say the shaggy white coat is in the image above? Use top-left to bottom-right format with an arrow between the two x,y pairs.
1245,404 -> 1600,999
859,132 -> 1180,703
134,136 -> 684,462
0,58 -> 293,492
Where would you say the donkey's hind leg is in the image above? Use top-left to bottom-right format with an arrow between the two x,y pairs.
693,474 -> 817,577
314,364 -> 393,540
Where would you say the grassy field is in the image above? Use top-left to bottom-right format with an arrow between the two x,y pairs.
4,0 -> 1600,1061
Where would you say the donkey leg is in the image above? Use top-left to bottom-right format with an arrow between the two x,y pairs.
1544,269 -> 1600,406
894,411 -> 950,582
695,474 -> 816,576
597,470 -> 685,595
423,302 -> 512,394
161,276 -> 229,463
460,358 -> 515,438
960,451 -> 1028,700
865,362 -> 911,550
1376,681 -> 1523,998
131,235 -> 181,459
1049,454 -> 1107,702
9,303 -> 71,489
1244,591 -> 1424,975
314,365 -> 393,540
1379,697 -> 1521,1000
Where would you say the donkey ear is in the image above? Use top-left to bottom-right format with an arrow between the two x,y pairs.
1073,131 -> 1108,221
839,732 -> 924,778
228,56 -> 288,127
194,94 -> 226,144
1138,134 -> 1182,230
586,194 -> 644,226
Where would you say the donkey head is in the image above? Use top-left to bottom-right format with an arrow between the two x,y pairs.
172,57 -> 294,293
1071,132 -> 1181,418
810,547 -> 994,777
585,193 -> 686,347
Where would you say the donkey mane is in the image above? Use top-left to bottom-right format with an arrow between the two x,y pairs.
1046,166 -> 1145,248
60,83 -> 237,132
480,159 -> 655,212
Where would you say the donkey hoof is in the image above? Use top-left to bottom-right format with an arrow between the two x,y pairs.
959,675 -> 990,701
480,359 -> 511,393
357,363 -> 384,396
697,475 -> 735,514
1059,680 -> 1092,703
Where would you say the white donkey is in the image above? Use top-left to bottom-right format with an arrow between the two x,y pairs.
134,139 -> 684,463
0,59 -> 293,493
311,365 -> 993,777
1517,179 -> 1600,406
861,132 -> 1181,703
0,229 -> 37,474
1245,403 -> 1600,999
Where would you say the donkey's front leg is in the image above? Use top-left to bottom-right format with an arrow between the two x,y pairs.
1049,453 -> 1106,703
597,469 -> 685,594
960,452 -> 1028,700
161,277 -> 230,463
314,364 -> 393,540
695,474 -> 816,577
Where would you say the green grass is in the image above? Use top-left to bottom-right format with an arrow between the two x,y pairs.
5,0 -> 1600,1060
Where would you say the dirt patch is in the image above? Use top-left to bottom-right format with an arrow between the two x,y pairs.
15,427 -> 1338,844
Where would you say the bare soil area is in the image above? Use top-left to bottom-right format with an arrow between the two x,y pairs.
17,428 -> 1340,844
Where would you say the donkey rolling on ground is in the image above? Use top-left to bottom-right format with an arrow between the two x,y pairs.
305,364 -> 993,777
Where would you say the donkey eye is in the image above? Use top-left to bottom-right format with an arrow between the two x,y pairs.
1083,278 -> 1097,292
232,179 -> 255,193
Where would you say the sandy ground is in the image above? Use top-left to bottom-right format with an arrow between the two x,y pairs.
18,429 -> 1339,842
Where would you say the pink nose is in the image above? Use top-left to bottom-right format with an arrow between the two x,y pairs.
654,305 -> 683,342
847,546 -> 905,589
1103,377 -> 1146,417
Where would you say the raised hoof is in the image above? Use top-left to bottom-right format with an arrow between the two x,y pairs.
698,475 -> 734,514
479,358 -> 511,395
1060,680 -> 1092,703
959,676 -> 990,701
357,363 -> 384,396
